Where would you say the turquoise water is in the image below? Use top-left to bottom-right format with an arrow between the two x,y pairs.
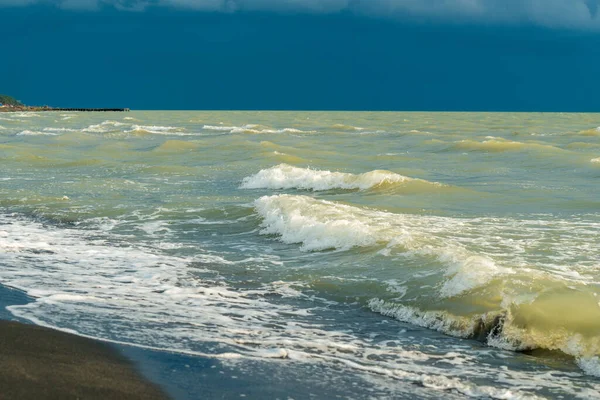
1,111 -> 600,398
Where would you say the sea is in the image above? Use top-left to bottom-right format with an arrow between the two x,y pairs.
0,110 -> 599,399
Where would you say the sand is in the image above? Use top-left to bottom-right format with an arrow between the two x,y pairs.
0,321 -> 169,400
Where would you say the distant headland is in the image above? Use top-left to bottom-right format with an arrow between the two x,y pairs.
0,94 -> 129,112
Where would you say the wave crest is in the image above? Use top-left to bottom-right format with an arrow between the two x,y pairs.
241,164 -> 414,191
203,125 -> 315,134
455,138 -> 564,153
17,130 -> 56,136
254,195 -> 381,251
125,125 -> 185,135
369,290 -> 600,376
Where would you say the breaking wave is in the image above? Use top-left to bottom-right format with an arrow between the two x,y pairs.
454,138 -> 565,153
43,127 -> 78,133
17,130 -> 56,136
125,125 -> 186,135
203,125 -> 315,134
253,194 -> 600,374
82,120 -> 127,133
330,123 -> 365,131
241,164 -> 438,191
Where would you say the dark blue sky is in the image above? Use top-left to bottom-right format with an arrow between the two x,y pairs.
1,1 -> 600,111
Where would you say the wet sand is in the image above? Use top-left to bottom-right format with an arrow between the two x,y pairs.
0,320 -> 168,400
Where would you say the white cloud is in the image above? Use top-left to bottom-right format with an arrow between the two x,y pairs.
1,0 -> 599,30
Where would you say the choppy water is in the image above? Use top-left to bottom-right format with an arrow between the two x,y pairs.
1,111 -> 600,398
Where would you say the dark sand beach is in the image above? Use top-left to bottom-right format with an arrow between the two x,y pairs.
0,285 -> 327,400
0,320 -> 168,400
0,285 -> 166,400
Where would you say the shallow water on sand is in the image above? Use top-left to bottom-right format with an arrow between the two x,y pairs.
1,111 -> 600,398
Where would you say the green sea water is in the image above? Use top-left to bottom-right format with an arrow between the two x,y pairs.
1,110 -> 599,398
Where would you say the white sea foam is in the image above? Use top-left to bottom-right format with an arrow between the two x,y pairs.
578,357 -> 600,377
241,164 -> 412,191
370,295 -> 600,375
261,128 -> 312,134
13,112 -> 41,118
0,213 -> 562,397
254,194 -> 506,296
125,125 -> 185,134
591,157 -> 600,163
255,195 -> 381,251
0,214 -> 315,358
43,127 -> 78,133
331,123 -> 365,131
254,194 -> 600,367
82,120 -> 127,133
368,299 -> 475,338
202,124 -> 239,131
438,253 -> 506,298
253,195 -> 599,276
203,125 -> 314,134
202,124 -> 259,133
17,130 -> 56,136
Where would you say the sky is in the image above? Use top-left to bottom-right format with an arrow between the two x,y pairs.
1,0 -> 599,111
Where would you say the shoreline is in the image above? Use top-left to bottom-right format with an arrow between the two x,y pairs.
0,284 -> 333,400
0,320 -> 168,400
0,285 -> 394,399
0,285 -> 168,399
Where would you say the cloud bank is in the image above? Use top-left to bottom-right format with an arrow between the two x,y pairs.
2,0 -> 600,30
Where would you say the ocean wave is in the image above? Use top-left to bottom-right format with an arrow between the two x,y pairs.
262,128 -> 313,134
203,124 -> 258,133
0,213 -> 547,396
124,125 -> 186,135
331,123 -> 365,131
369,291 -> 600,378
454,138 -> 565,153
0,214 -> 311,360
241,164 -> 424,191
153,140 -> 199,152
82,120 -> 127,133
12,112 -> 41,118
579,127 -> 600,136
591,158 -> 600,163
254,195 -> 383,251
203,124 -> 315,134
353,130 -> 387,135
43,127 -> 78,133
252,196 -> 507,299
254,195 -> 600,374
17,130 -> 57,136
253,194 -> 597,291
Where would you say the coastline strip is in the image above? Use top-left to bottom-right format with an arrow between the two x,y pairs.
0,107 -> 129,112
0,320 -> 168,400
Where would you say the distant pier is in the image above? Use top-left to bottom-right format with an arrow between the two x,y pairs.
47,108 -> 130,112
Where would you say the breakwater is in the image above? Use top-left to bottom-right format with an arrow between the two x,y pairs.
0,107 -> 129,112
47,108 -> 130,112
